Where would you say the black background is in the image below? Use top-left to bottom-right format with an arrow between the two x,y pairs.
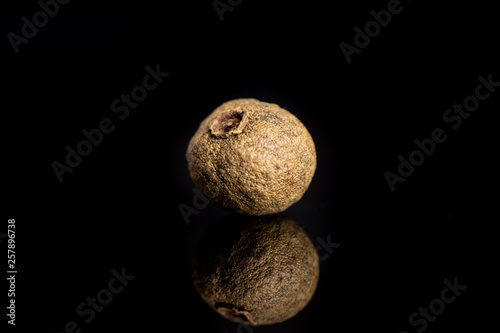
2,0 -> 498,332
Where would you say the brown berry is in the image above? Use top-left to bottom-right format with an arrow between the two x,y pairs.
192,214 -> 320,325
186,98 -> 316,215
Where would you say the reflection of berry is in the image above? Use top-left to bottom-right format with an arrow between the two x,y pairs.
192,214 -> 319,325
187,98 -> 316,215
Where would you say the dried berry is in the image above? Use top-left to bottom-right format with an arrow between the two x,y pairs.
192,214 -> 320,325
186,98 -> 316,215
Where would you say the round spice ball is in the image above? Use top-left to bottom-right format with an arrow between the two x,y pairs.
192,214 -> 320,325
186,98 -> 316,215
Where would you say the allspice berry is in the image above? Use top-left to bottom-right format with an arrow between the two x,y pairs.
192,214 -> 319,325
186,98 -> 316,215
